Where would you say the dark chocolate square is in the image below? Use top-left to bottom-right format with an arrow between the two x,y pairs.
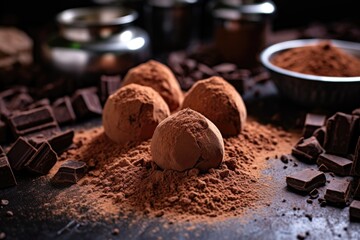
351,137 -> 360,176
286,168 -> 326,192
52,96 -> 76,125
291,137 -> 324,163
25,142 -> 57,175
324,112 -> 359,155
52,160 -> 87,186
6,137 -> 37,171
324,178 -> 351,204
350,200 -> 360,221
0,154 -> 17,189
316,153 -> 352,176
303,113 -> 326,138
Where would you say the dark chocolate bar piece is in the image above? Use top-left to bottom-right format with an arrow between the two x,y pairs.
351,137 -> 360,176
100,75 -> 121,103
6,137 -> 36,171
350,200 -> 360,221
324,178 -> 351,204
286,168 -> 326,192
303,113 -> 326,138
324,112 -> 359,155
48,130 -> 74,155
25,142 -> 57,175
71,90 -> 102,119
312,126 -> 326,146
0,153 -> 17,188
353,182 -> 360,200
316,153 -> 352,176
0,120 -> 7,143
8,106 -> 59,137
292,137 -> 324,163
52,96 -> 76,125
52,160 -> 87,186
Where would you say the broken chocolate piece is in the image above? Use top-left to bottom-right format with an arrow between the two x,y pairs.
350,200 -> 360,221
8,106 -> 59,137
324,178 -> 351,204
292,137 -> 324,163
353,182 -> 360,200
25,142 -> 57,175
324,112 -> 359,155
6,137 -> 36,171
100,75 -> 121,103
312,126 -> 326,146
0,120 -> 6,143
351,137 -> 360,176
0,153 -> 17,188
51,160 -> 87,186
48,130 -> 74,155
286,168 -> 326,192
28,135 -> 47,149
71,90 -> 102,119
316,153 -> 352,176
303,113 -> 326,138
52,96 -> 76,125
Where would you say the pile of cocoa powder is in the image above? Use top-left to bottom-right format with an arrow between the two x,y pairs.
46,118 -> 296,222
272,41 -> 360,77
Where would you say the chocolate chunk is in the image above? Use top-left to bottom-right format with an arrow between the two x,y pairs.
25,142 -> 57,175
324,112 -> 359,155
351,137 -> 360,176
8,106 -> 59,137
350,200 -> 360,221
0,120 -> 7,143
286,169 -> 326,192
51,160 -> 87,186
292,137 -> 324,163
324,178 -> 351,204
213,63 -> 237,74
303,113 -> 326,138
27,98 -> 50,110
353,182 -> 360,200
52,96 -> 76,125
316,153 -> 352,176
48,130 -> 74,155
352,108 -> 360,116
28,135 -> 47,149
100,75 -> 121,103
6,137 -> 36,171
71,90 -> 102,119
312,126 -> 326,146
0,150 -> 17,188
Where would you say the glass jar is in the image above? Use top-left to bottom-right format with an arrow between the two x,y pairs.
211,0 -> 276,67
42,6 -> 151,87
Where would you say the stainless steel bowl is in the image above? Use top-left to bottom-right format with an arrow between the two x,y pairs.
42,6 -> 151,87
260,39 -> 360,109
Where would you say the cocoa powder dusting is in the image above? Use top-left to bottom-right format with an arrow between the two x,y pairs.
48,119 -> 294,222
272,41 -> 360,77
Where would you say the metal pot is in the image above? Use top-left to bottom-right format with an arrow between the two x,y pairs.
145,0 -> 201,53
211,0 -> 276,67
42,6 -> 151,86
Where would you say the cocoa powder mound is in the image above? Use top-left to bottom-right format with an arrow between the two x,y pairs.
271,41 -> 360,77
49,119 -> 295,222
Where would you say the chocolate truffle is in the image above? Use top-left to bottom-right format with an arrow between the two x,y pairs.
103,84 -> 170,145
151,108 -> 224,172
181,76 -> 247,136
122,60 -> 183,111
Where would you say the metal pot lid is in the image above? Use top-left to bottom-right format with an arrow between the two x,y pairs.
147,0 -> 199,8
212,0 -> 276,20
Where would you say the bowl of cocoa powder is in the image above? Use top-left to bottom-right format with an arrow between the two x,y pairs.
260,39 -> 360,109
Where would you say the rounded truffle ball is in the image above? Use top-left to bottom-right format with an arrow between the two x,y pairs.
103,84 -> 170,145
181,76 -> 247,136
151,108 -> 224,172
122,60 -> 183,111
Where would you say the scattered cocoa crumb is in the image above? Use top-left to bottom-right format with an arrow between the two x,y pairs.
1,199 -> 9,206
5,211 -> 13,217
44,119 -> 295,222
112,228 -> 120,235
